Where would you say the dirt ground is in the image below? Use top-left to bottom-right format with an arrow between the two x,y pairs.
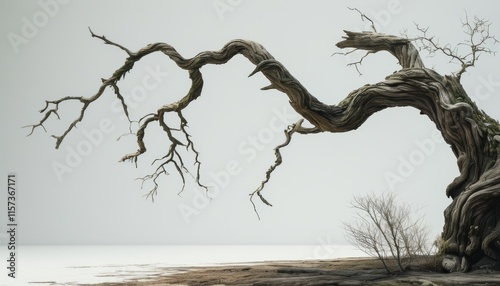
87,257 -> 500,286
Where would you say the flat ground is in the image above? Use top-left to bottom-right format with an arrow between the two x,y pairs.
87,257 -> 500,286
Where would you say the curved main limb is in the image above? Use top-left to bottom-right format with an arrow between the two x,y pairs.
28,30 -> 442,202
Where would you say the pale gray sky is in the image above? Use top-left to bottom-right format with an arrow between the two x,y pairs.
1,0 -> 499,245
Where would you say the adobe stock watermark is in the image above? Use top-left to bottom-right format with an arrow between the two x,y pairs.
178,107 -> 299,224
308,234 -> 340,260
51,64 -> 169,182
213,0 -> 244,21
7,0 -> 71,54
364,0 -> 404,32
306,233 -> 364,260
109,65 -> 170,118
472,74 -> 500,102
383,129 -> 445,191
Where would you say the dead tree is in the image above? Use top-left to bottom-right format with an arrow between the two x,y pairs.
343,192 -> 429,273
27,16 -> 499,272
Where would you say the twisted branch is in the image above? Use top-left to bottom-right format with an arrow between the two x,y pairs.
250,119 -> 320,219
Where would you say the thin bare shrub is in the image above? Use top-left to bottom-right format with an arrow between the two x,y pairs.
343,192 -> 432,273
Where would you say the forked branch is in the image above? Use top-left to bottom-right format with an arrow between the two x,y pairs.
414,14 -> 498,79
29,29 -> 334,205
250,119 -> 320,219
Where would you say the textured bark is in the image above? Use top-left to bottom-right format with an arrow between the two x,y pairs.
28,29 -> 500,271
335,32 -> 500,271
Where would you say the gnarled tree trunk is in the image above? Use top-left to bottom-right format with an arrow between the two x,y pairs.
28,29 -> 500,271
334,32 -> 500,272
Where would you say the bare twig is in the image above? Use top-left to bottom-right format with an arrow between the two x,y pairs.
413,14 -> 498,79
24,31 -> 142,148
249,119 -> 320,219
331,8 -> 378,75
348,7 -> 377,33
89,27 -> 133,56
348,51 -> 375,76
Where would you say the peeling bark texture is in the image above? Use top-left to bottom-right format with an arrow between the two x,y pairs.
28,27 -> 500,272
